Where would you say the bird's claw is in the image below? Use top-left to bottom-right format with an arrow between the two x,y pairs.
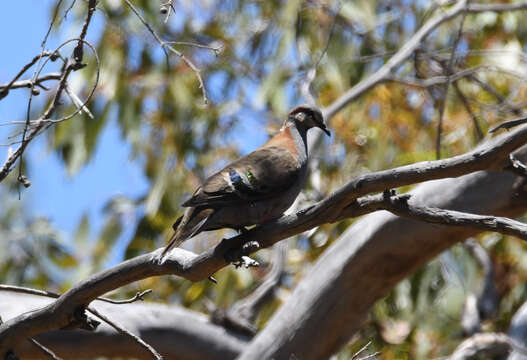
233,256 -> 259,268
225,240 -> 260,268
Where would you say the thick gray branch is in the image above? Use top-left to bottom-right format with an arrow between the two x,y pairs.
2,125 -> 527,354
236,150 -> 527,359
0,292 -> 247,360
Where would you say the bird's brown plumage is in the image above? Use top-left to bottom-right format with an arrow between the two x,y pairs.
184,146 -> 301,208
159,105 -> 328,260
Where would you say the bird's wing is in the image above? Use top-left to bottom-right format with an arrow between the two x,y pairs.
182,146 -> 301,208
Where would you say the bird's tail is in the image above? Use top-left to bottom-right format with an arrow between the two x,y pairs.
158,215 -> 187,262
157,207 -> 212,263
160,229 -> 186,259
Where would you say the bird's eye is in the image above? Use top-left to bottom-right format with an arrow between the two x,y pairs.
295,112 -> 306,121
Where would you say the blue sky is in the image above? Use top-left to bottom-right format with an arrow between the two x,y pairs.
0,1 -> 270,263
0,1 -> 149,250
0,1 -> 311,265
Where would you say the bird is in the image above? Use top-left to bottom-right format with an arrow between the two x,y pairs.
159,104 -> 330,260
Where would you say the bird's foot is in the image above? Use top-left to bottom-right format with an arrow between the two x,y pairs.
154,251 -> 167,265
233,256 -> 259,269
225,240 -> 260,268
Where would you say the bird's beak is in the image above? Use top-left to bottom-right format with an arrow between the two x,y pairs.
318,124 -> 331,136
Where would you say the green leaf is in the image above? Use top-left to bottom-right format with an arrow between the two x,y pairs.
93,216 -> 122,267
74,213 -> 90,248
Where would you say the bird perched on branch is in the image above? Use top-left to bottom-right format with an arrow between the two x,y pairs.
159,104 -> 329,260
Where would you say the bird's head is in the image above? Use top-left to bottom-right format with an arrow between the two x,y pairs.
288,105 -> 330,136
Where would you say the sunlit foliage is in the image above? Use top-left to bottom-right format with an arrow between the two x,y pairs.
3,0 -> 527,358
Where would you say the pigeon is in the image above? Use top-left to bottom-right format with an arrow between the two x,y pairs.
160,104 -> 329,259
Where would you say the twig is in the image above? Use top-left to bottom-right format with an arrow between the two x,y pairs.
64,83 -> 94,119
0,52 -> 53,100
490,116 -> 527,133
507,154 -> 527,178
96,289 -> 153,304
74,0 -> 97,63
452,81 -> 484,140
0,285 -> 61,299
42,40 -> 99,124
5,0 -> 99,187
164,41 -> 223,56
351,340 -> 372,360
42,0 -> 65,49
0,284 -> 152,305
19,0 -> 69,188
63,0 -> 78,20
0,120 -> 43,128
469,2 -> 527,12
323,0 -> 527,121
469,74 -> 524,116
436,0 -> 468,159
323,0 -> 468,119
124,0 -> 208,104
386,64 -> 524,88
299,2 -> 340,106
0,38 -> 99,183
376,191 -> 527,240
87,307 -> 163,360
21,0 -> 64,107
356,353 -> 380,360
29,338 -> 63,360
0,73 -> 62,93
160,0 -> 175,23
349,50 -> 398,63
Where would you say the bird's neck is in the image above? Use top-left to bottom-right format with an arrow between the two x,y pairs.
283,121 -> 308,162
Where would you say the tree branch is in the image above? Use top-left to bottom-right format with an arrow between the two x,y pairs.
29,338 -> 63,360
86,307 -> 162,360
0,52 -> 53,100
0,292 -> 247,360
2,122 -> 527,354
322,1 -> 527,120
0,73 -> 62,93
235,152 -> 527,359
374,191 -> 527,240
435,0 -> 468,159
0,0 -> 99,184
124,0 -> 208,104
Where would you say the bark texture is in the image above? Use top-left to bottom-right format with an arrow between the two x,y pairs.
0,292 -> 248,360
238,167 -> 527,359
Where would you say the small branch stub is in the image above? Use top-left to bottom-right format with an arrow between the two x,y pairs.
507,154 -> 527,177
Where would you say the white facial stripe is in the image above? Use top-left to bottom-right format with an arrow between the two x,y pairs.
295,112 -> 306,121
